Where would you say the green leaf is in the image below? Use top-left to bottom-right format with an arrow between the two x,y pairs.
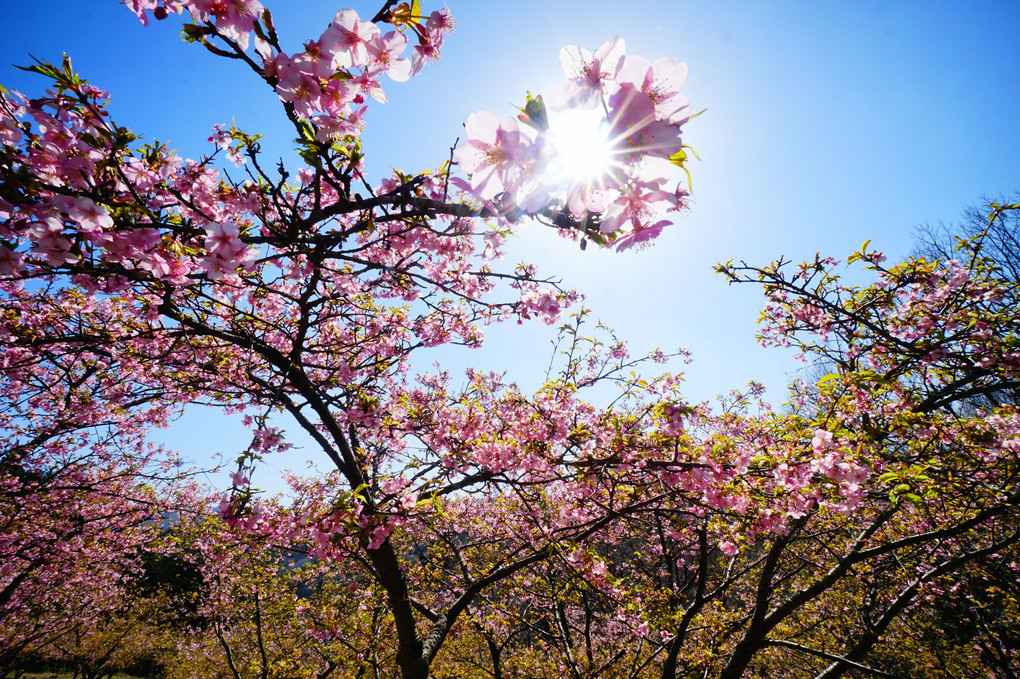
669,149 -> 687,165
668,144 -> 699,191
16,56 -> 60,81
252,13 -> 270,42
181,24 -> 205,44
685,107 -> 708,121
297,120 -> 316,143
586,230 -> 608,247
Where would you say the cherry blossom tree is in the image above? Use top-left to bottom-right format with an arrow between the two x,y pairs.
405,224 -> 1020,678
0,279 -> 183,673
0,464 -> 164,675
700,223 -> 1020,678
0,2 -> 696,678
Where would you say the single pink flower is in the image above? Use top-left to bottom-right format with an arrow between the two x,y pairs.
551,36 -> 626,110
426,7 -> 455,37
292,40 -> 335,81
64,197 -> 114,235
454,112 -> 537,201
0,245 -> 25,275
347,70 -> 387,104
616,54 -> 690,123
0,113 -> 22,144
124,0 -> 160,25
606,84 -> 684,161
612,218 -> 670,251
275,66 -> 323,117
599,178 -> 676,234
410,35 -> 443,76
323,9 -> 381,70
365,31 -> 411,82
215,0 -> 263,51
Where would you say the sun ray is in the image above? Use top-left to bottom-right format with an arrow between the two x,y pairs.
544,108 -> 614,185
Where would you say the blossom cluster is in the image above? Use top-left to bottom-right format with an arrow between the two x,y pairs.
264,7 -> 454,139
126,2 -> 454,144
455,37 -> 694,250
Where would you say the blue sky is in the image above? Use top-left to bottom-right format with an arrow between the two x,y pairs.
4,1 -> 1019,489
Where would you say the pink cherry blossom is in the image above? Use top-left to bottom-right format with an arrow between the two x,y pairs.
275,66 -> 323,118
365,31 -> 412,82
599,178 -> 677,234
0,112 -> 22,144
346,69 -> 387,104
0,245 -> 25,274
63,196 -> 114,234
322,9 -> 380,70
615,54 -> 691,123
454,111 -> 537,201
606,84 -> 684,162
551,36 -> 627,110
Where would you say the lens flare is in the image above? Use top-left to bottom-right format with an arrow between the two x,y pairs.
545,108 -> 614,185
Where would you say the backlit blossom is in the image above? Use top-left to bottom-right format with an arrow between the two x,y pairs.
454,111 -> 537,201
606,84 -> 684,161
551,36 -> 626,110
616,54 -> 691,123
599,178 -> 676,234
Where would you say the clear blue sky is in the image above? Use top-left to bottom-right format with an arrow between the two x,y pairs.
4,1 -> 1019,489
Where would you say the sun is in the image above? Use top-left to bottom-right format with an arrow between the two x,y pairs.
544,107 -> 615,186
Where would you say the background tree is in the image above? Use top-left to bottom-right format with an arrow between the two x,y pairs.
918,197 -> 1020,286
